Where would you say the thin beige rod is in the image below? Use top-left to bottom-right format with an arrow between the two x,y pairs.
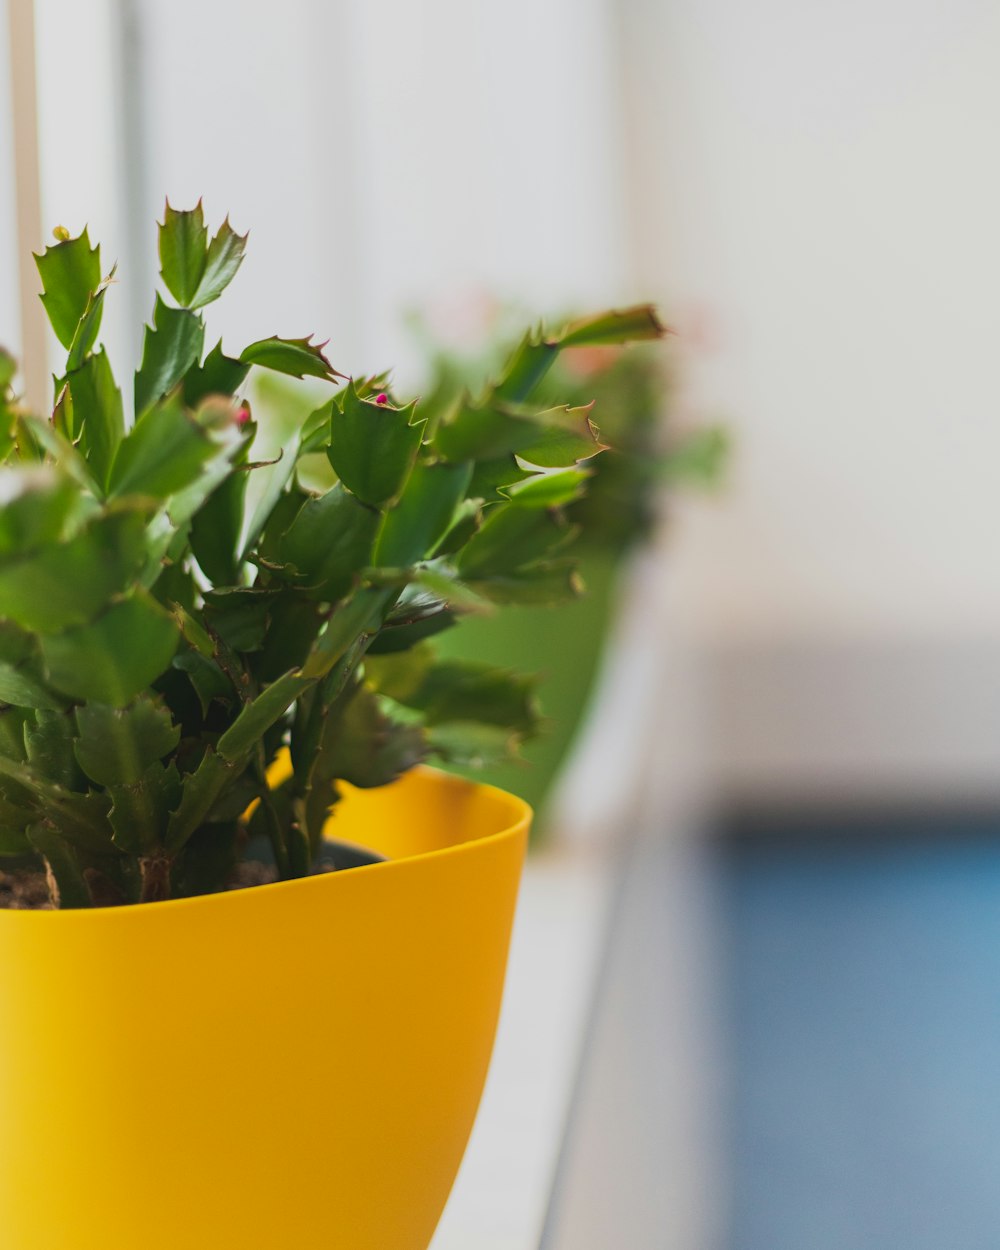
7,0 -> 48,412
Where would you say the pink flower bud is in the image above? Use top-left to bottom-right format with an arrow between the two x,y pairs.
375,392 -> 388,405
235,406 -> 251,425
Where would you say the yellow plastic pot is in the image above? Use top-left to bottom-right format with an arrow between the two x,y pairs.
0,768 -> 530,1250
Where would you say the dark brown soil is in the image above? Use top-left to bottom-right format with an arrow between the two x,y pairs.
226,860 -> 280,890
0,869 -> 54,910
0,851 -> 367,910
226,841 -> 384,891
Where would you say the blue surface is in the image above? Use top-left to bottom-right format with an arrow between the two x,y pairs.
723,819 -> 1000,1250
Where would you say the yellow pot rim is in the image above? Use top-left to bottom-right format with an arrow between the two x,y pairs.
0,765 -> 532,922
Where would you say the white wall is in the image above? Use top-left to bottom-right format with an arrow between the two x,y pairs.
32,0 -> 129,375
619,0 -> 1000,645
126,1 -> 345,374
128,0 -> 629,380
336,0 -> 629,374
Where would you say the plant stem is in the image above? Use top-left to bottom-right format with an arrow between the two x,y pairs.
138,855 -> 172,903
253,745 -> 289,877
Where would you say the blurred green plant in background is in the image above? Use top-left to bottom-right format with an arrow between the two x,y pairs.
406,302 -> 728,832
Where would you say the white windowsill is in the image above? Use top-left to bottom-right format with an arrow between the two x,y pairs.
430,847 -> 614,1250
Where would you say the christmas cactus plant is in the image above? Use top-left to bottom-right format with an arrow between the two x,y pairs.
406,302 -> 727,819
0,205 -> 662,909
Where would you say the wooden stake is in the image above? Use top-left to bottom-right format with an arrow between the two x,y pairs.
7,0 -> 48,413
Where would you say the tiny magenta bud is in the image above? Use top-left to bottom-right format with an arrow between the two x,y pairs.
375,392 -> 388,405
235,406 -> 251,424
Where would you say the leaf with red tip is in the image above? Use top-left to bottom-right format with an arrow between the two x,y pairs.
327,380 -> 425,506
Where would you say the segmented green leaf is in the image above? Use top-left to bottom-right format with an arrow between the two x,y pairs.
0,510 -> 149,633
493,330 -> 558,403
255,595 -> 322,682
159,201 -> 208,307
189,469 -> 249,584
0,465 -> 86,558
108,760 -> 182,855
0,661 -> 62,710
109,393 -> 232,501
190,218 -> 247,309
434,499 -> 483,555
0,756 -> 110,852
0,705 -> 30,762
434,397 -> 602,466
371,656 -> 539,734
67,348 -> 124,491
300,587 -> 391,680
65,271 -> 114,374
171,650 -> 232,718
240,336 -> 340,381
465,455 -> 534,502
40,590 -> 180,706
134,294 -> 204,417
34,229 -> 101,349
277,482 -> 381,601
465,559 -> 583,605
215,668 -> 309,762
24,709 -> 82,789
0,620 -> 32,665
365,608 -> 456,655
241,428 -> 301,559
327,381 -> 425,506
363,643 -> 433,699
74,696 -> 181,787
425,721 -> 524,768
502,467 -> 590,508
376,461 -> 472,568
183,339 -> 251,407
202,588 -> 276,652
456,505 -> 576,579
13,415 -> 96,490
516,407 -> 605,468
165,411 -> 244,528
558,304 -> 665,348
408,565 -> 494,615
433,397 -> 527,462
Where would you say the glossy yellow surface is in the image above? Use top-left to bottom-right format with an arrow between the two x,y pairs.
0,768 -> 530,1249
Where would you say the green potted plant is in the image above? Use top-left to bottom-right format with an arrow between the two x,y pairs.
0,205 -> 661,1249
411,305 -> 727,828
